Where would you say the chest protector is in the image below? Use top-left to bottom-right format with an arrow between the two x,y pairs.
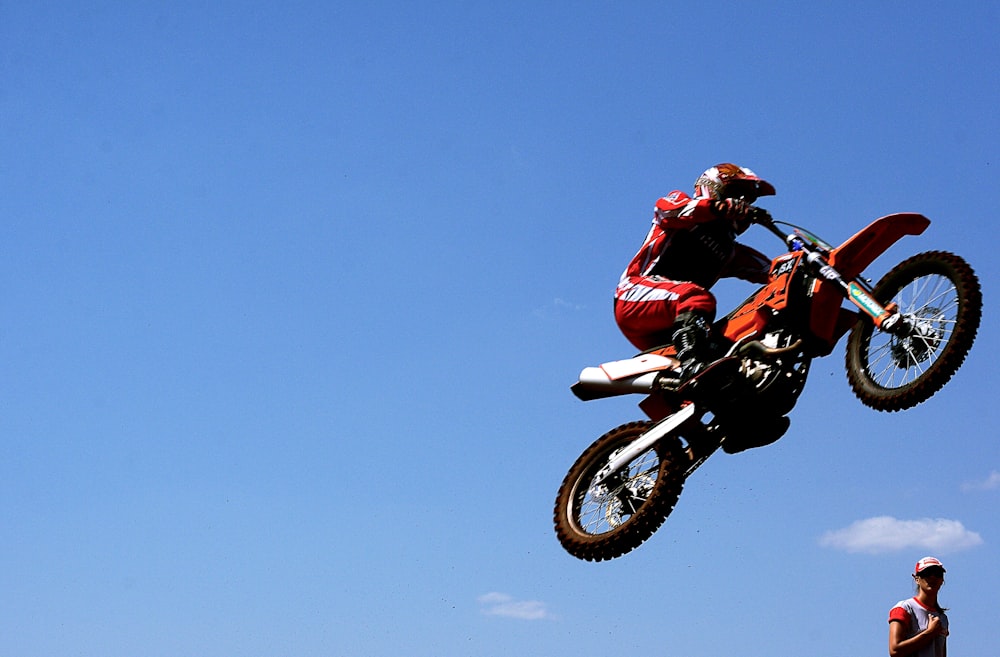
650,220 -> 736,288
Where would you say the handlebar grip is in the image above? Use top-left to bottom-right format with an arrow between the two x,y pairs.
750,206 -> 774,225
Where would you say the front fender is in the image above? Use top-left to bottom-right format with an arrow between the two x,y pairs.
828,212 -> 930,279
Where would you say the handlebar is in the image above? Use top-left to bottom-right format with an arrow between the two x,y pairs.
751,210 -> 831,254
750,208 -> 791,243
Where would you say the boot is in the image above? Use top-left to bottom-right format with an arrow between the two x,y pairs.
671,311 -> 713,382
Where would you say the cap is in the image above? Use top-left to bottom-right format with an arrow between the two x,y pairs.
914,556 -> 946,575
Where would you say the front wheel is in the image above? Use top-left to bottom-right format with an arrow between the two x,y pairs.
846,251 -> 981,411
553,421 -> 687,561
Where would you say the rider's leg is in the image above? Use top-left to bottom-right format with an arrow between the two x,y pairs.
614,277 -> 716,353
670,310 -> 715,380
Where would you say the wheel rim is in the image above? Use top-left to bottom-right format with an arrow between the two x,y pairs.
866,272 -> 958,389
575,446 -> 660,536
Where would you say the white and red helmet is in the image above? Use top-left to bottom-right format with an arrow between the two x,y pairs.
694,163 -> 776,201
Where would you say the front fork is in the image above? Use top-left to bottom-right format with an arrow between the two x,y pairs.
846,278 -> 900,330
803,250 -> 902,333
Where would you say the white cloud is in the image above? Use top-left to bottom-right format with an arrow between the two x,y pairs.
962,470 -> 1000,492
553,297 -> 585,311
477,592 -> 552,621
819,516 -> 983,554
532,298 -> 586,320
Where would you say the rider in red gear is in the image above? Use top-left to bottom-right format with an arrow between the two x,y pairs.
614,163 -> 786,452
615,163 -> 774,353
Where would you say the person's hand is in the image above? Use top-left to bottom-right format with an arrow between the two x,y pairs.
716,198 -> 749,220
926,614 -> 948,637
715,198 -> 752,232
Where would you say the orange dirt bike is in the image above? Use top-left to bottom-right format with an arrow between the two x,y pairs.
554,212 -> 982,561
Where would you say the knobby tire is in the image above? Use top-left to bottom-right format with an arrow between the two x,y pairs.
553,421 -> 686,561
845,251 -> 981,411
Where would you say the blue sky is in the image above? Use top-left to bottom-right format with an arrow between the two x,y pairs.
2,2 -> 997,655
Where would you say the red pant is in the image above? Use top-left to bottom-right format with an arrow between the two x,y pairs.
614,277 -> 716,351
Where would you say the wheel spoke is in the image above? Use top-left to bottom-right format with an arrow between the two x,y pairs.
846,251 -> 980,412
577,446 -> 661,536
864,271 -> 964,390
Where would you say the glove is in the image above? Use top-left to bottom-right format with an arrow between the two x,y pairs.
715,198 -> 752,230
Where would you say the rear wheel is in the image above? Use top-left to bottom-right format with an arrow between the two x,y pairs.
846,251 -> 981,411
554,421 -> 687,561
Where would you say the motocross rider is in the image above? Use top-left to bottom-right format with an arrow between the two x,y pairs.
613,163 -> 789,452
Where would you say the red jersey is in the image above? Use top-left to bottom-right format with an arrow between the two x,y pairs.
617,190 -> 771,291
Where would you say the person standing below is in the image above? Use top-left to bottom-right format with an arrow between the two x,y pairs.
889,557 -> 949,657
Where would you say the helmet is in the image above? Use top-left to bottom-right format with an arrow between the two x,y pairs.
694,163 -> 776,201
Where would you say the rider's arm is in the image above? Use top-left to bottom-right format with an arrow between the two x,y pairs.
654,191 -> 718,228
722,243 -> 771,284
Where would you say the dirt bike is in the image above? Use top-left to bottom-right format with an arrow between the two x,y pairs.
553,211 -> 982,562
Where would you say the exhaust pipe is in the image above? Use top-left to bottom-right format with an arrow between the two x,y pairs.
571,367 -> 662,401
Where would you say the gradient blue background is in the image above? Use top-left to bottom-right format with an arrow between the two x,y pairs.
2,2 -> 996,655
